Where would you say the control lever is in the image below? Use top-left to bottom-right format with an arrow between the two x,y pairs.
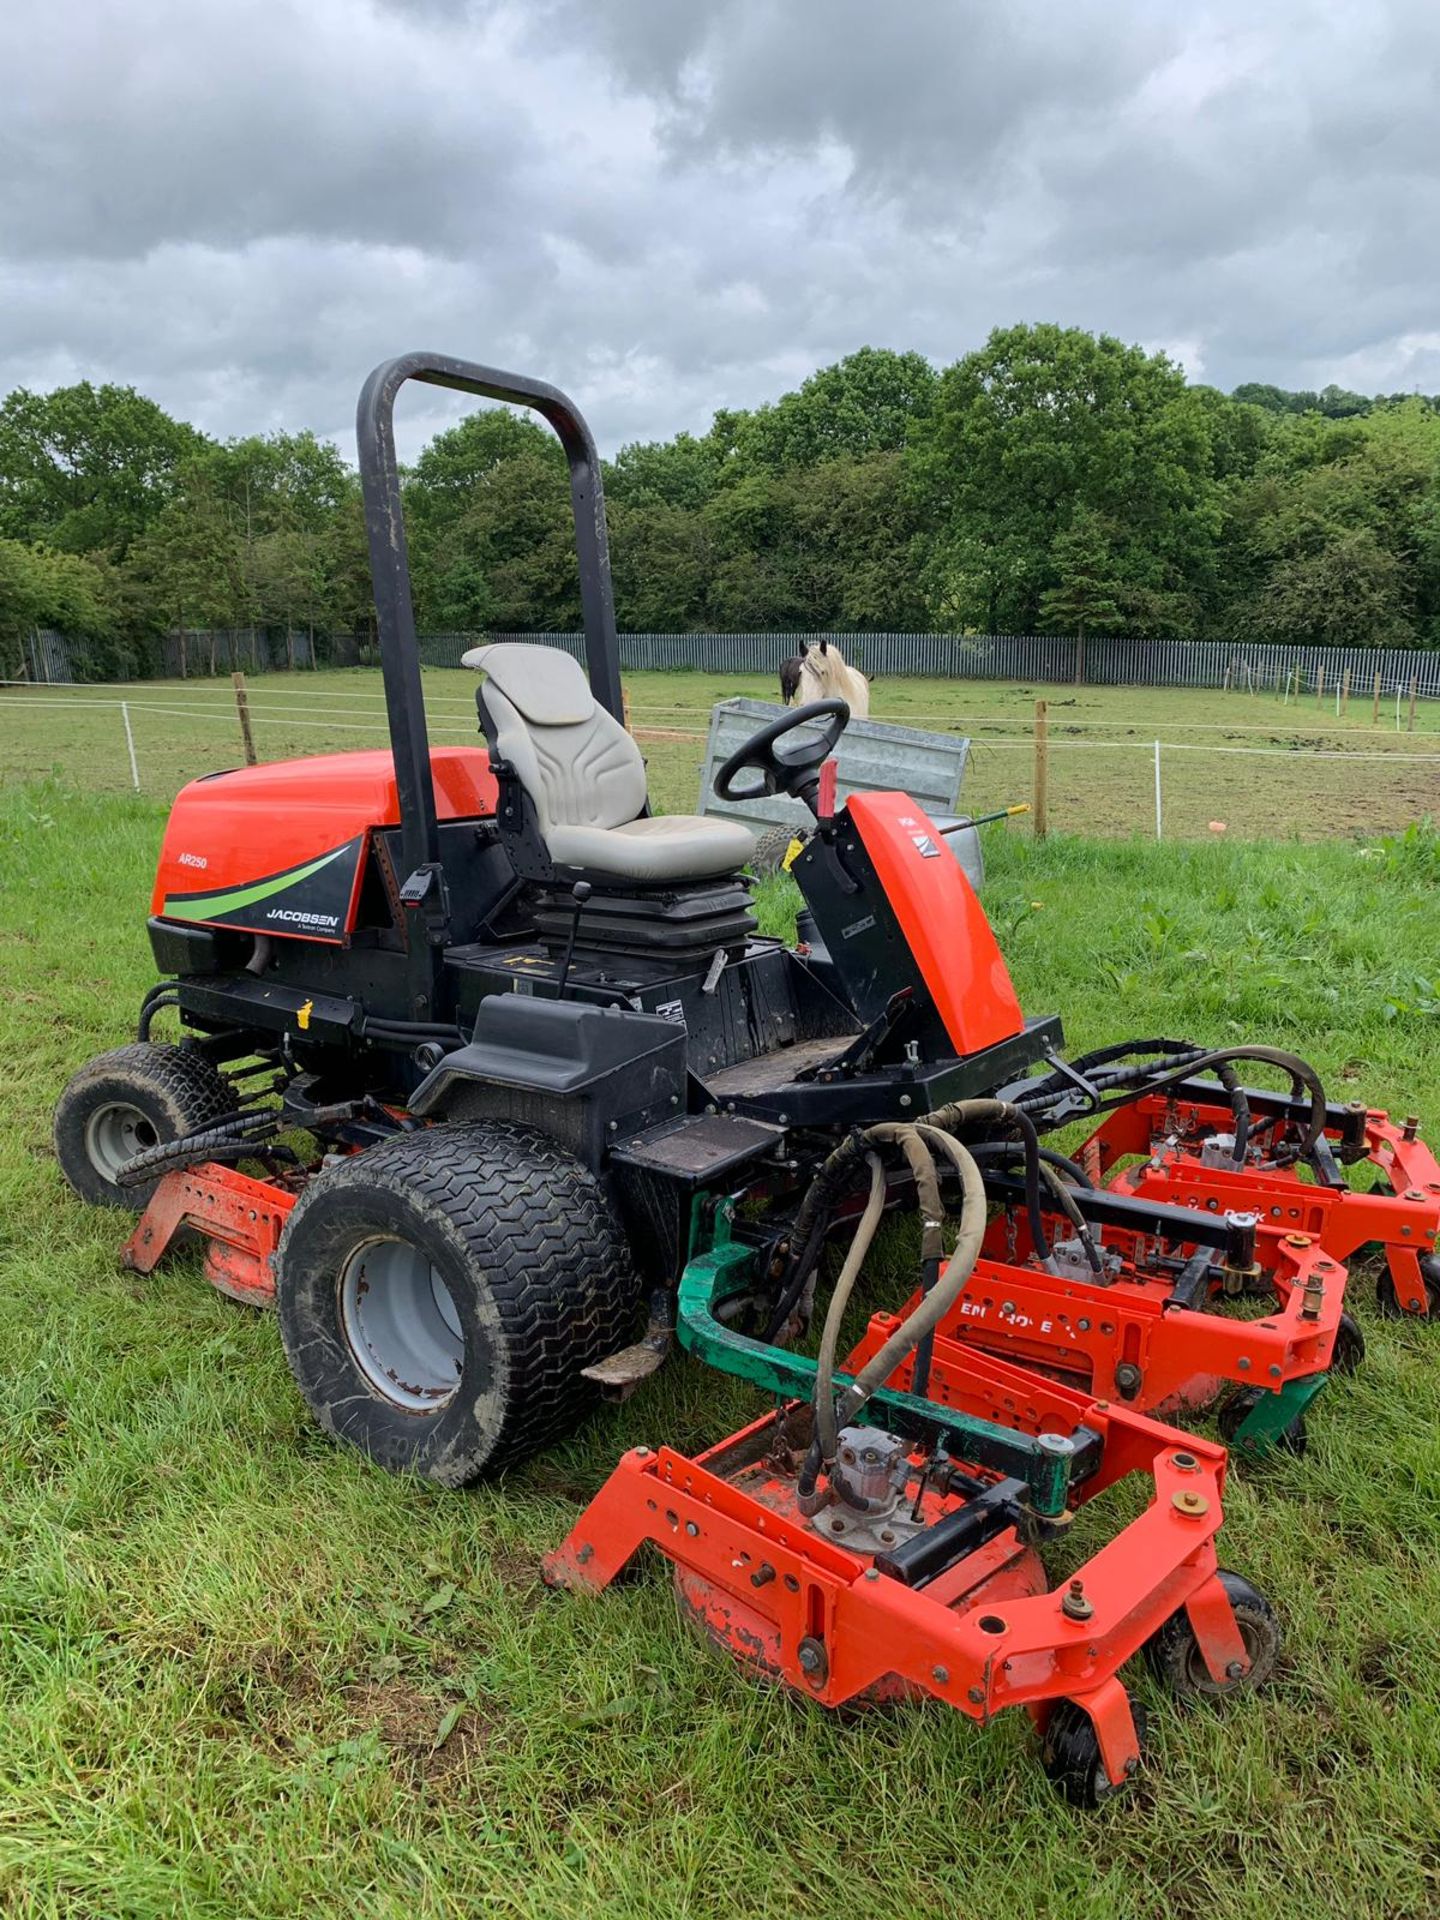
555,880 -> 592,999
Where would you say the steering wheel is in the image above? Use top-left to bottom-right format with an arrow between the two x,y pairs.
714,699 -> 850,810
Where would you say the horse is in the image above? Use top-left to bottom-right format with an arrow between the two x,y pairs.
777,638 -> 870,718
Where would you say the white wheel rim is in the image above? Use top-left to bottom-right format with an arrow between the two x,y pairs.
85,1102 -> 159,1178
338,1237 -> 465,1413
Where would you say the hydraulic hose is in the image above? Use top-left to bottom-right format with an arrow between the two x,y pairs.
810,1153 -> 888,1469
812,1121 -> 987,1466
1095,1044 -> 1327,1166
965,1142 -> 1095,1188
926,1097 -> 1054,1265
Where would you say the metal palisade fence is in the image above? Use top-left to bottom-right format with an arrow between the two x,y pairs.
20,626 -> 1440,698
440,631 -> 1440,697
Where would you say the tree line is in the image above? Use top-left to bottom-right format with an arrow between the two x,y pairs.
3,323 -> 1439,680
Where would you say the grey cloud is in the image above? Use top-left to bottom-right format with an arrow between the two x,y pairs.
2,0 -> 1438,465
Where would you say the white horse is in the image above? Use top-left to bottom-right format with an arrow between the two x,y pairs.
778,639 -> 870,719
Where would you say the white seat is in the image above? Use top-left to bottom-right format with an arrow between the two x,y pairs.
462,643 -> 755,883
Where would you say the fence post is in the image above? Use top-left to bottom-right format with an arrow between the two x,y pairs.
1316,662 -> 1324,707
120,700 -> 140,791
1153,740 -> 1163,841
1371,668 -> 1382,725
1340,668 -> 1350,718
232,671 -> 258,765
1408,673 -> 1419,733
1033,700 -> 1048,840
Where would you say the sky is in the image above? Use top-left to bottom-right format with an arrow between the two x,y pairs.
3,0 -> 1439,461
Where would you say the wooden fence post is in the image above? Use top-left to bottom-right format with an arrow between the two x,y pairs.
1408,673 -> 1419,733
1033,699 -> 1049,840
1372,667 -> 1382,725
1340,667 -> 1351,718
1316,662 -> 1325,707
232,671 -> 258,765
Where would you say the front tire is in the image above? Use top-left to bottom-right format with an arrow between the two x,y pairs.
274,1123 -> 640,1484
53,1041 -> 234,1208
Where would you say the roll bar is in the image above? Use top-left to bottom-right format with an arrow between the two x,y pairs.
356,352 -> 624,887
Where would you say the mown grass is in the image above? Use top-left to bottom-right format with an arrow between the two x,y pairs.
2,783 -> 1440,1918
4,665 -> 1439,840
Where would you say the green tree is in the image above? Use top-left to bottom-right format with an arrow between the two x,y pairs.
0,537 -> 119,677
127,459 -> 246,672
1038,510 -> 1126,674
0,382 -> 203,555
911,324 -> 1224,635
736,348 -> 938,471
1252,527 -> 1412,648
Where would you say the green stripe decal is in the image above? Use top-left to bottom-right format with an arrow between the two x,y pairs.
163,844 -> 348,919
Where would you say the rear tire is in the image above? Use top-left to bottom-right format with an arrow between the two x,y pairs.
53,1042 -> 234,1209
274,1122 -> 640,1484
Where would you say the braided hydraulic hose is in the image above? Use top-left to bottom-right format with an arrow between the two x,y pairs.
806,1119 -> 987,1480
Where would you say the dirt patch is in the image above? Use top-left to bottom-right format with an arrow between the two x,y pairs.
344,1677 -> 496,1780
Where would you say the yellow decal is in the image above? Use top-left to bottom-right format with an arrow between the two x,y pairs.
297,999 -> 313,1031
781,837 -> 806,872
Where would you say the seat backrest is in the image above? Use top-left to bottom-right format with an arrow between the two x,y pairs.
462,642 -> 646,834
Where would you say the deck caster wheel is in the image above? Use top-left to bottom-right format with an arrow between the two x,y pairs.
1040,1695 -> 1147,1808
1376,1253 -> 1440,1320
1331,1311 -> 1365,1375
53,1041 -> 234,1209
1145,1570 -> 1280,1701
1217,1386 -> 1307,1457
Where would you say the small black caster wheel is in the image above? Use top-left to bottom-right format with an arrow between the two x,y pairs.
1217,1386 -> 1306,1457
1376,1252 -> 1440,1320
1330,1311 -> 1366,1376
1145,1569 -> 1281,1700
1040,1694 -> 1147,1807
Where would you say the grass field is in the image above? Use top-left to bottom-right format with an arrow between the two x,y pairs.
2,762 -> 1439,1917
3,665 -> 1439,840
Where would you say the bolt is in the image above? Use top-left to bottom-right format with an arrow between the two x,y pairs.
1172,1489 -> 1210,1517
932,1665 -> 950,1685
1284,1232 -> 1312,1248
863,1568 -> 880,1581
798,1642 -> 823,1675
1405,1189 -> 1426,1202
1061,1578 -> 1094,1622
1226,1660 -> 1245,1680
968,1685 -> 985,1704
685,1520 -> 700,1537
633,1446 -> 651,1458
1403,1116 -> 1421,1141
1238,1357 -> 1251,1371
750,1563 -> 776,1589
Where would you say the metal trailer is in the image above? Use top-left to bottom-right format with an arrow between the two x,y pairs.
698,697 -> 985,887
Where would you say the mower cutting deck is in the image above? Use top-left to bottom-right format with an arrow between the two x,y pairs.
903,1190 -> 1354,1457
547,1181 -> 1278,1805
1079,1088 -> 1440,1319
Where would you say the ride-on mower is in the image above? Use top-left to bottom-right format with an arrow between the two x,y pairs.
55,352 -> 1371,1801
